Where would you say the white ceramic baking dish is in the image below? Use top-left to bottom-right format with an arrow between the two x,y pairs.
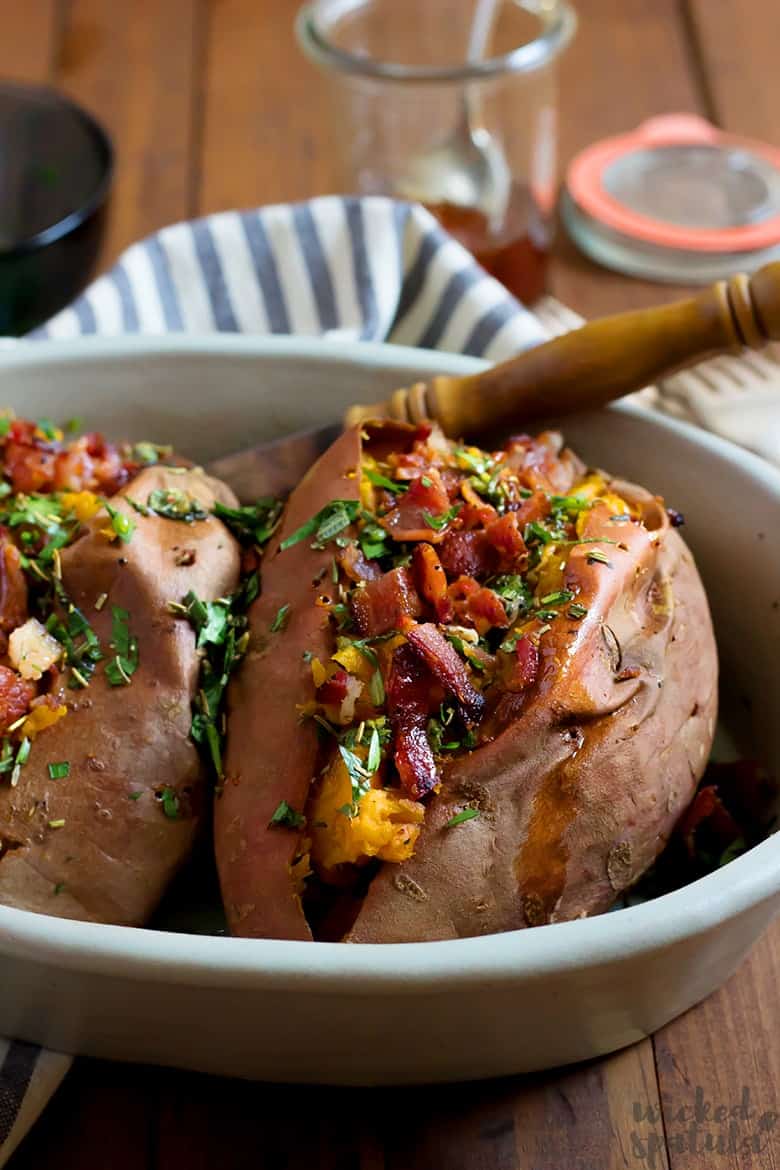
0,335 -> 776,1085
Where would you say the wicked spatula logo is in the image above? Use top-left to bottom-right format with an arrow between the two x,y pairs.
631,1087 -> 778,1166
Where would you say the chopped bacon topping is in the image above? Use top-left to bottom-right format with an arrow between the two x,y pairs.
677,786 -> 742,859
501,636 -> 540,693
439,530 -> 496,578
412,543 -> 452,622
447,575 -> 508,635
316,669 -> 350,707
338,543 -> 382,583
404,622 -> 484,725
0,538 -> 28,639
2,422 -> 131,496
484,511 -> 527,570
380,470 -> 452,542
0,665 -> 35,732
350,566 -> 422,637
387,644 -> 439,799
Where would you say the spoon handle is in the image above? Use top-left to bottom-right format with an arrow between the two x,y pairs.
344,263 -> 780,437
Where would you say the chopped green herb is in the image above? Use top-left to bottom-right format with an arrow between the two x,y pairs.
0,417 -> 12,437
36,418 -> 59,441
421,475 -> 432,488
133,441 -> 172,465
364,468 -> 407,495
103,502 -> 136,544
104,606 -> 139,686
423,504 -> 460,531
550,494 -> 591,516
48,819 -> 66,829
53,881 -> 66,895
269,800 -> 306,829
158,787 -> 180,820
213,498 -> 283,547
47,761 -> 70,780
446,808 -> 480,828
568,603 -> 588,619
366,725 -> 381,773
338,744 -> 373,815
369,668 -> 385,706
524,521 -> 554,546
538,590 -> 574,607
65,417 -> 83,434
270,603 -> 291,633
281,499 -> 361,551
128,791 -> 143,801
586,549 -> 612,566
719,836 -> 746,866
147,488 -> 208,523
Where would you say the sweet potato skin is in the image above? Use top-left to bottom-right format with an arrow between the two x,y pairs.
0,467 -> 241,926
217,424 -> 718,944
347,483 -> 717,942
216,427 -> 363,940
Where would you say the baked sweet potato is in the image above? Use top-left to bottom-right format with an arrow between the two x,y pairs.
216,421 -> 718,943
0,464 -> 241,925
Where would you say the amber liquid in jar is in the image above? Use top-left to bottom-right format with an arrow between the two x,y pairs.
425,183 -> 551,305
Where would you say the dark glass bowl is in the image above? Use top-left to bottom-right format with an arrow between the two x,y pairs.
0,81 -> 113,335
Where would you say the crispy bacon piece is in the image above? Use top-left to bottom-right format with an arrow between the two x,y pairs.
484,511 -> 527,570
439,530 -> 496,578
316,669 -> 350,706
678,786 -> 742,860
338,543 -> 382,583
447,575 -> 508,635
350,566 -> 422,637
404,621 -> 484,725
502,636 -> 540,693
380,470 -> 452,542
387,644 -> 439,799
510,490 -> 552,527
412,543 -> 452,622
0,539 -> 28,639
0,666 -> 34,732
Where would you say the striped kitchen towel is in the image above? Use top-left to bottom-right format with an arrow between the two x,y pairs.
7,194 -> 552,1166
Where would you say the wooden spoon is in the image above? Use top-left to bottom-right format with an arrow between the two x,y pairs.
208,264 -> 780,501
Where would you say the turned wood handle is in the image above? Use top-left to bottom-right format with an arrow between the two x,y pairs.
344,263 -> 780,436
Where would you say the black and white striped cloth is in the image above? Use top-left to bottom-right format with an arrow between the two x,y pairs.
4,195 -> 550,1165
34,196 -> 547,357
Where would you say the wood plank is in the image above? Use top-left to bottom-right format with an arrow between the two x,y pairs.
0,1 -> 61,83
55,0 -> 199,269
550,0 -> 706,316
199,0 -> 338,215
654,917 -> 780,1170
155,1074 -> 363,1170
687,0 -> 780,147
8,1059 -> 156,1170
373,1042 -> 667,1170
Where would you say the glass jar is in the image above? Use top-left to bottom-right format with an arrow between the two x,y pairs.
296,0 -> 576,304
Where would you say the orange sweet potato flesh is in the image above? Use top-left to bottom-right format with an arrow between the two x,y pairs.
0,466 -> 241,926
217,425 -> 718,943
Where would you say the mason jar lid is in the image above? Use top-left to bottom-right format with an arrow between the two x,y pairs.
562,115 -> 780,283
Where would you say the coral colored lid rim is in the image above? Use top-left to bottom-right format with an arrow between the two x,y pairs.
567,114 -> 780,254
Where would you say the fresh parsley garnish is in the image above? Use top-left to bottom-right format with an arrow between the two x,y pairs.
423,504 -> 460,531
270,603 -> 291,633
280,499 -> 361,551
147,489 -> 208,523
269,800 -> 306,829
446,808 -> 480,828
158,786 -> 180,820
105,606 -> 139,686
104,502 -> 136,544
364,468 -> 407,495
48,761 -> 70,780
213,498 -> 283,547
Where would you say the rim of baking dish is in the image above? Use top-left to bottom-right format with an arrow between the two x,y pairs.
0,334 -> 776,993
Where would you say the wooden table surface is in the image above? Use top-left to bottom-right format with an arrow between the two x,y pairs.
3,1 -> 780,1166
